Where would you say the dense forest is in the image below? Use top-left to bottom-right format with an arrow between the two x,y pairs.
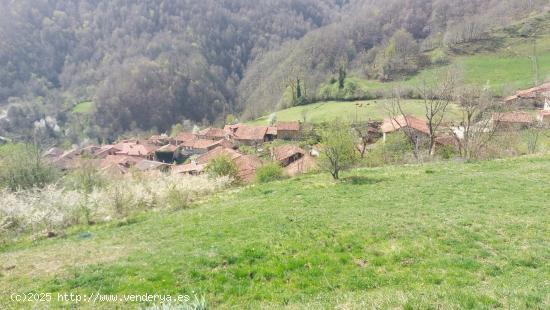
0,0 -> 546,144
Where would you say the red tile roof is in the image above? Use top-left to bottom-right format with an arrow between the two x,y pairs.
272,145 -> 306,162
148,134 -> 172,144
196,146 -> 242,165
156,144 -> 178,153
114,142 -> 157,157
234,155 -> 263,182
224,124 -> 243,133
492,112 -> 534,124
381,115 -> 430,134
277,121 -> 301,131
134,160 -> 170,171
173,162 -> 205,174
100,155 -> 140,169
95,145 -> 122,157
267,126 -> 278,135
180,139 -> 218,150
175,132 -> 196,143
197,127 -> 228,139
505,82 -> 550,101
213,138 -> 234,149
234,125 -> 268,141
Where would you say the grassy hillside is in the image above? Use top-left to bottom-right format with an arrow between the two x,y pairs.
1,155 -> 549,309
252,28 -> 550,125
249,99 -> 462,125
353,12 -> 550,96
343,35 -> 550,97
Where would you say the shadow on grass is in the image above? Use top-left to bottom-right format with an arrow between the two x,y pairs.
341,176 -> 385,185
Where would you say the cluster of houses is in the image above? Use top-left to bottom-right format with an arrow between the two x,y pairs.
380,82 -> 550,148
41,83 -> 550,180
43,122 -> 314,183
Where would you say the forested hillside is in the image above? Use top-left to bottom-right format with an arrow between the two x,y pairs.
0,0 -> 547,143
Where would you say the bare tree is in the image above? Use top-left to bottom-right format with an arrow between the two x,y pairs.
453,86 -> 501,160
353,121 -> 381,158
385,89 -> 422,160
526,121 -> 542,154
417,73 -> 455,156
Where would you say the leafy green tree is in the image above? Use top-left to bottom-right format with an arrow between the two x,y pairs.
205,155 -> 239,182
268,113 -> 277,126
320,120 -> 358,180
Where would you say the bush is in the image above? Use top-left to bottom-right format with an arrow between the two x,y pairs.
63,160 -> 106,193
436,145 -> 458,160
164,185 -> 189,210
256,163 -> 284,183
0,173 -> 231,242
205,155 -> 239,181
0,143 -> 59,191
430,48 -> 449,65
364,132 -> 414,166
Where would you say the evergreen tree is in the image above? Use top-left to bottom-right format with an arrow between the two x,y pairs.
338,66 -> 346,89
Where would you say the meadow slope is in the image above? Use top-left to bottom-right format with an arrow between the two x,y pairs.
249,99 -> 462,125
1,155 -> 549,309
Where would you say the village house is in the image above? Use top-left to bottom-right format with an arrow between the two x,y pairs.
172,161 -> 205,175
148,134 -> 173,146
271,144 -> 306,167
51,148 -> 82,170
155,144 -> 181,163
100,155 -> 141,174
196,146 -> 242,165
233,155 -> 263,183
115,141 -> 157,160
380,115 -> 430,142
505,82 -> 550,108
233,125 -> 269,146
266,126 -> 278,140
276,121 -> 301,140
179,139 -> 223,157
174,132 -> 196,144
94,145 -> 122,158
492,111 -> 534,130
196,127 -> 228,140
80,145 -> 101,157
134,160 -> 171,172
223,124 -> 241,135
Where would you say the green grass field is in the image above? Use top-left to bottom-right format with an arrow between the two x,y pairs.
1,155 -> 549,309
72,101 -> 95,114
250,99 -> 462,125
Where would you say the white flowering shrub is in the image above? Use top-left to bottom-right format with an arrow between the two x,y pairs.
0,172 -> 231,243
